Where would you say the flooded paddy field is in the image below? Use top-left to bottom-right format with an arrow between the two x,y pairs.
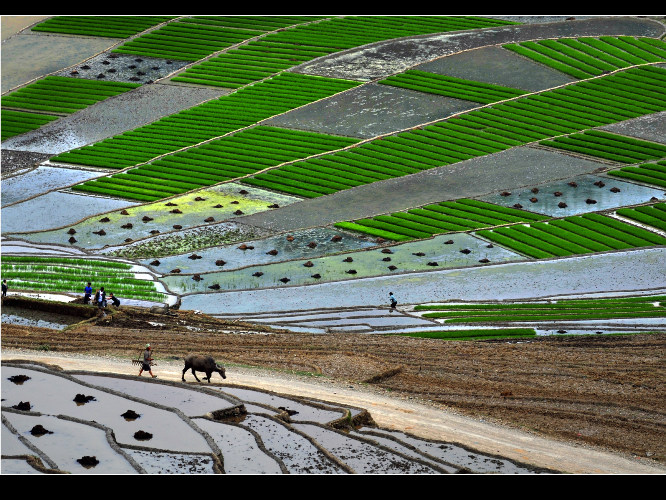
479,173 -> 665,217
1,191 -> 137,234
3,16 -> 666,474
162,231 -> 526,294
1,165 -> 107,207
0,237 -> 88,256
140,226 -> 376,275
12,183 -> 298,252
1,360 -> 549,474
180,247 -> 666,315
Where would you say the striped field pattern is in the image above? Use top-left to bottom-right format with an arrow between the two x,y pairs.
72,126 -> 359,201
415,295 -> 666,323
540,130 -> 666,164
30,16 -> 174,38
608,161 -> 666,188
0,256 -> 164,301
244,66 -> 666,198
1,109 -> 59,140
335,200 -> 547,240
111,19 -> 266,62
52,73 -> 360,174
475,212 -> 666,259
378,70 -> 528,103
1,76 -> 140,115
171,16 -> 519,89
616,202 -> 666,232
503,36 -> 666,79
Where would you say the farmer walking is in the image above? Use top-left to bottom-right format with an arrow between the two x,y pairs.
138,344 -> 157,378
2,279 -> 7,298
83,282 -> 93,304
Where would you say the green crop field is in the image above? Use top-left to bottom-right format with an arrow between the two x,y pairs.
378,70 -> 528,103
52,72 -> 360,176
30,16 -> 175,38
335,199 -> 547,240
503,36 -> 666,79
111,20 -> 266,61
415,295 -> 665,323
1,256 -> 164,301
245,66 -> 666,198
172,16 -> 518,88
1,76 -> 140,118
475,212 -> 666,259
608,161 -> 666,188
1,109 -> 59,140
540,130 -> 666,163
72,126 -> 359,201
616,202 -> 666,232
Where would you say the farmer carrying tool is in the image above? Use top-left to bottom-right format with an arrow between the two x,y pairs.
137,344 -> 157,378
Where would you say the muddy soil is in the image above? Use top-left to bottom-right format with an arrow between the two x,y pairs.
2,304 -> 664,469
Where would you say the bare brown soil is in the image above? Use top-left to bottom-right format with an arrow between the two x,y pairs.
2,304 -> 665,466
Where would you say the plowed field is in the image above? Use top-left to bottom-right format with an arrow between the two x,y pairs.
2,304 -> 664,469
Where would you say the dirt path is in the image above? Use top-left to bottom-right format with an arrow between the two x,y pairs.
2,348 -> 663,474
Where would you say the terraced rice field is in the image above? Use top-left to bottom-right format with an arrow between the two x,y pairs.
3,16 -> 665,324
2,15 -> 666,473
2,360 -> 548,474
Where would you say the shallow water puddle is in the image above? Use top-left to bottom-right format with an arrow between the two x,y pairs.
123,448 -> 216,475
75,374 -> 239,417
2,412 -> 139,474
292,423 -> 442,474
479,174 -> 664,217
2,305 -> 82,330
239,414 -> 347,474
209,385 -> 346,424
192,417 -> 284,474
1,166 -> 105,207
355,427 -> 541,474
1,366 -> 212,453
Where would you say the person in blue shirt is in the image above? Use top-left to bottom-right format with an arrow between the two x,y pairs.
389,292 -> 397,310
84,282 -> 93,304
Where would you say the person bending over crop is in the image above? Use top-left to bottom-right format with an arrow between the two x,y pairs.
109,293 -> 120,307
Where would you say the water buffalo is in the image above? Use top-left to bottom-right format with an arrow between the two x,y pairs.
182,355 -> 226,383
